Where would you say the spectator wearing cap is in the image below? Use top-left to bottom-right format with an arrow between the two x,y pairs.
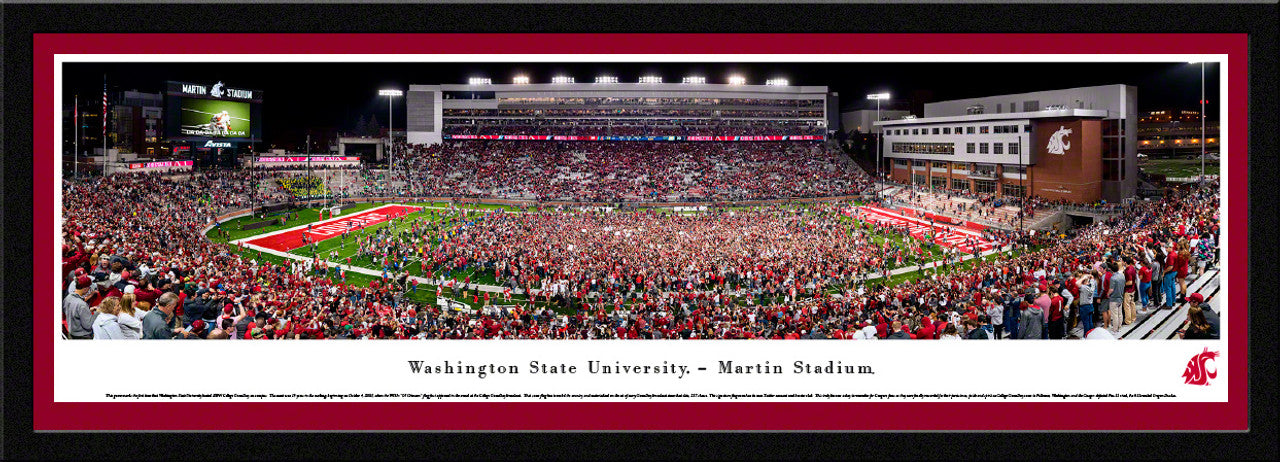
91,297 -> 127,340
181,320 -> 209,340
64,275 -> 96,339
1185,293 -> 1219,339
66,267 -> 88,296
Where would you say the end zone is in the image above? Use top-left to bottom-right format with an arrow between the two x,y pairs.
235,204 -> 423,252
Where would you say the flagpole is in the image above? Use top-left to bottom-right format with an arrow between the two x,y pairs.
74,94 -> 78,179
102,75 -> 108,178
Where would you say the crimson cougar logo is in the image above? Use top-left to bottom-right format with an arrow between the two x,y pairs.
1182,347 -> 1220,386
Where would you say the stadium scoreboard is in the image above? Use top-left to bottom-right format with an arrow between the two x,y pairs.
165,80 -> 263,142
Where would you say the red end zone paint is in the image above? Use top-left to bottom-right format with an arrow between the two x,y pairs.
243,205 -> 422,252
856,206 -> 997,253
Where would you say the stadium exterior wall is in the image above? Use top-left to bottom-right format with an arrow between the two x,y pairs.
878,108 -> 1118,203
921,84 -> 1138,201
406,85 -> 443,145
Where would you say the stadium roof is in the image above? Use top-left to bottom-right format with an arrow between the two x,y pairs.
874,108 -> 1108,126
426,83 -> 829,94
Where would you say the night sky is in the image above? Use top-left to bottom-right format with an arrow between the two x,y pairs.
63,61 -> 1220,150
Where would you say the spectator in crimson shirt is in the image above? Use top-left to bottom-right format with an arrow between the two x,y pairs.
915,317 -> 935,340
1047,283 -> 1066,339
1122,257 -> 1138,324
1101,268 -> 1114,329
1138,261 -> 1153,310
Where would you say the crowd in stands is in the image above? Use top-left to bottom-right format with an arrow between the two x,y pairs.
387,141 -> 865,202
468,108 -> 825,118
880,180 -> 1127,228
493,97 -> 824,108
60,137 -> 1219,340
446,119 -> 825,137
278,176 -> 333,200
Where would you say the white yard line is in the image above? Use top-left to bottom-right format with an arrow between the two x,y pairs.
857,205 -> 988,238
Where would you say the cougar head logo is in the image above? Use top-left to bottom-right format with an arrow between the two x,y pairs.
1182,347 -> 1220,386
1047,125 -> 1073,155
210,81 -> 225,98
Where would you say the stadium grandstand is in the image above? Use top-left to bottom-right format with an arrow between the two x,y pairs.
407,82 -> 830,144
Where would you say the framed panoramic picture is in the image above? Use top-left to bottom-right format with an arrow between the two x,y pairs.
31,32 -> 1249,435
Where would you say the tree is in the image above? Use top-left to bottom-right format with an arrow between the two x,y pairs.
355,115 -> 367,137
368,115 -> 382,138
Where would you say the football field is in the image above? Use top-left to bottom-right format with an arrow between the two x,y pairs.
217,201 -> 1011,313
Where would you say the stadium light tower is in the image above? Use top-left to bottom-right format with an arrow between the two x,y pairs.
379,89 -> 403,194
1189,61 -> 1207,184
728,75 -> 747,85
551,76 -> 575,84
468,77 -> 492,85
867,92 -> 891,202
766,78 -> 789,86
595,76 -> 618,84
682,76 -> 706,84
639,76 -> 662,84
513,75 -> 530,85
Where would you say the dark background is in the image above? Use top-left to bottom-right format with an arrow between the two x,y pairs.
4,2 -> 1277,460
65,60 -> 1220,151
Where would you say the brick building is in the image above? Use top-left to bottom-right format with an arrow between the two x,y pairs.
874,84 -> 1138,203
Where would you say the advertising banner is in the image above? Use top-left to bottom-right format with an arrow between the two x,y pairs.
443,134 -> 823,141
256,156 -> 360,162
127,160 -> 193,169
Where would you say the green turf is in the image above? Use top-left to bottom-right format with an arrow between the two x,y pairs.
210,203 -> 381,242
1139,158 -> 1220,178
221,241 -> 579,315
208,201 -> 1014,312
